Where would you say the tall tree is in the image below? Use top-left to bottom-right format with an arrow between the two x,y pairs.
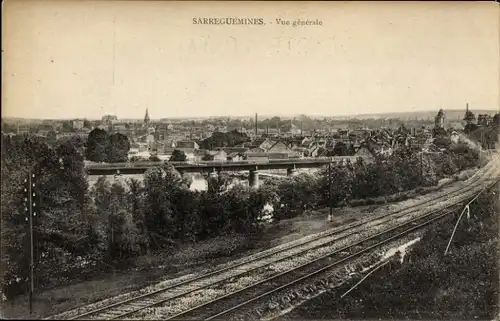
333,141 -> 349,156
169,149 -> 187,162
86,128 -> 109,162
106,133 -> 130,163
1,136 -> 92,299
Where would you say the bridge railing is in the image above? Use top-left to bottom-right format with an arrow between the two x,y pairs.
86,156 -> 366,169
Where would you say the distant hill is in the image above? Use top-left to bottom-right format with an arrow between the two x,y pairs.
3,109 -> 498,123
337,109 -> 499,121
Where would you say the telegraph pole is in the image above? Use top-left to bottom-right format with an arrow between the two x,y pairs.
420,150 -> 423,184
328,162 -> 333,222
24,172 -> 36,315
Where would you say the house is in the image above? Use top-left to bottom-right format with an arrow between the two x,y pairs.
268,152 -> 289,160
267,140 -> 293,153
148,140 -> 161,153
292,147 -> 308,157
249,138 -> 276,151
227,152 -> 245,161
174,148 -> 196,160
159,147 -> 176,156
354,147 -> 376,163
290,123 -> 301,135
210,150 -> 228,161
73,120 -> 84,130
300,137 -> 312,147
113,124 -> 127,133
176,140 -> 199,150
101,115 -> 118,125
361,139 -> 393,157
164,139 -> 178,148
221,147 -> 249,154
245,152 -> 269,162
478,114 -> 493,126
308,145 -> 321,157
128,150 -> 151,159
146,134 -> 155,144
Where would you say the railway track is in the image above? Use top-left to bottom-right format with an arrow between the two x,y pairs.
167,205 -> 463,321
51,154 -> 499,321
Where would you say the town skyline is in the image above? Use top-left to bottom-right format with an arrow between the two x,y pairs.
3,107 -> 499,122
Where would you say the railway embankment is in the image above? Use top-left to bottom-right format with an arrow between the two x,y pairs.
280,181 -> 500,320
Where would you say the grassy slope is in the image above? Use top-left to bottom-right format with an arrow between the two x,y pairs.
283,184 -> 499,320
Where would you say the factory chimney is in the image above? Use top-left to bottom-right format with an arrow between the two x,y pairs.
255,113 -> 258,137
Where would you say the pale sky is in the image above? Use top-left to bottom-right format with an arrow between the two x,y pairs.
2,1 -> 499,119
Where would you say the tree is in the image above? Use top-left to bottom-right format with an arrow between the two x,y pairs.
170,149 -> 187,162
432,127 -> 447,138
61,121 -> 75,133
433,136 -> 452,149
333,141 -> 349,156
106,133 -> 130,163
274,174 -> 320,219
86,128 -> 109,162
58,135 -> 86,156
463,110 -> 476,124
1,121 -> 17,133
107,182 -> 142,259
149,155 -> 160,161
1,136 -> 93,299
318,166 -> 355,207
142,165 -> 190,247
464,123 -> 478,135
126,178 -> 149,251
201,152 -> 214,161
46,130 -> 58,146
493,113 -> 499,126
200,130 -> 250,149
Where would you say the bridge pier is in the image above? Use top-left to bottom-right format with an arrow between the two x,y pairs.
208,168 -> 217,179
249,169 -> 259,188
287,166 -> 298,177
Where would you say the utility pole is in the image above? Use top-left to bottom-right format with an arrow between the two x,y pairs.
24,172 -> 36,315
328,162 -> 333,222
420,150 -> 424,184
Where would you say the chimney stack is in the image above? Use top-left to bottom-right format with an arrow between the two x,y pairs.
255,113 -> 258,137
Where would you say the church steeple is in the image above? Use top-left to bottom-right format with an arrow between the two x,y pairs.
144,108 -> 150,124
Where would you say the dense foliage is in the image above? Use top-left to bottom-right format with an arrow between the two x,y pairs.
169,149 -> 187,162
85,129 -> 130,163
199,130 -> 250,150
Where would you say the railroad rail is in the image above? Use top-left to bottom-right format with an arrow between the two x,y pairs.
168,205 -> 463,320
49,154 -> 499,321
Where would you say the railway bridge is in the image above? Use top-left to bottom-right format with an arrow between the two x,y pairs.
86,156 -> 366,187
